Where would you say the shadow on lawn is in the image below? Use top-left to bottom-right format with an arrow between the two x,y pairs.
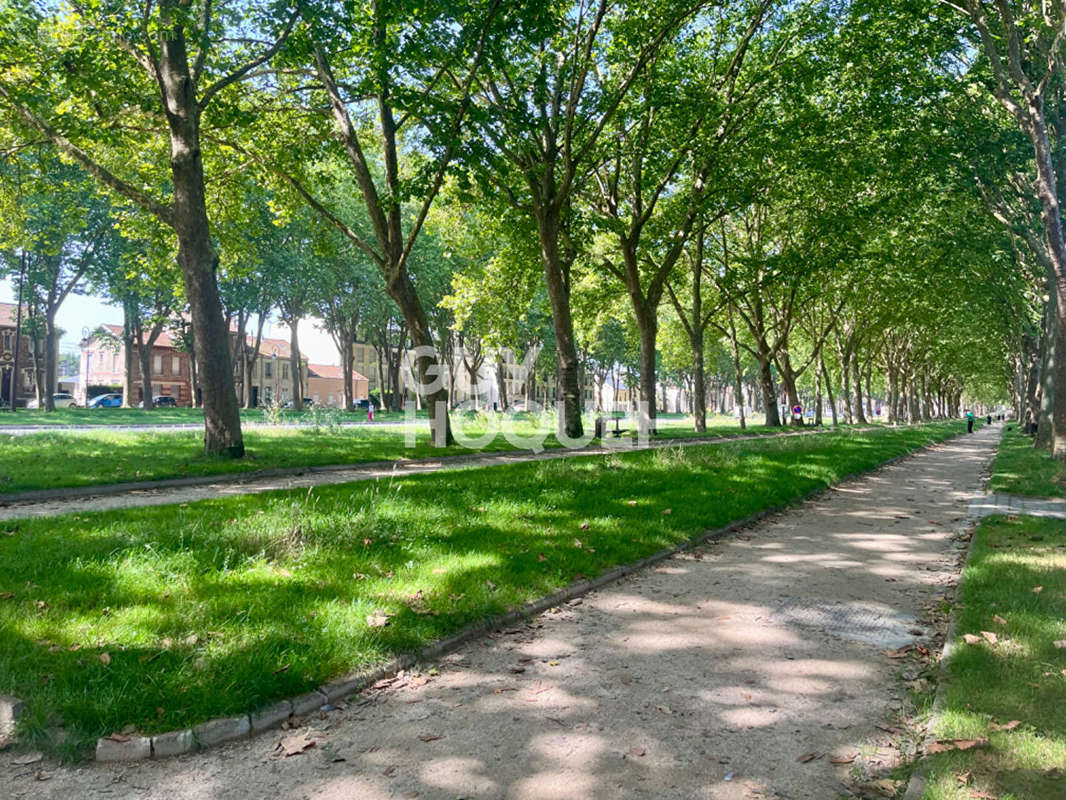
0,425 -> 963,765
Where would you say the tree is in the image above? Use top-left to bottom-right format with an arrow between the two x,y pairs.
0,1 -> 297,454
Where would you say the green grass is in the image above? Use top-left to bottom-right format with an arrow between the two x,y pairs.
987,427 -> 1066,499
919,515 -> 1066,799
0,414 -> 819,495
0,422 -> 964,759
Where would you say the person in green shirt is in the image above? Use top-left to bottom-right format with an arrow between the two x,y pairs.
966,410 -> 975,433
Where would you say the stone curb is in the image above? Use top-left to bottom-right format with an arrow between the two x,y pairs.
0,426 -> 849,508
82,428 -> 960,763
901,430 -> 1000,800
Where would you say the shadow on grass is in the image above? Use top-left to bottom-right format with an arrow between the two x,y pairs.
0,423 -> 964,759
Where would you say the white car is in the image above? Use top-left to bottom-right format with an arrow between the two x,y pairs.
27,392 -> 79,409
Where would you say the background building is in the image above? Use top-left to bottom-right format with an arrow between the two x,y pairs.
0,302 -> 38,408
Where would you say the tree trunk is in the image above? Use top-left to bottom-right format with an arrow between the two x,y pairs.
288,318 -> 302,411
535,205 -> 582,439
122,321 -> 136,408
159,12 -> 243,456
496,356 -> 509,409
851,352 -> 867,424
820,353 -> 838,427
692,327 -> 706,433
758,356 -> 781,427
635,304 -> 658,436
139,339 -> 155,410
1037,290 -> 1057,448
43,309 -> 58,411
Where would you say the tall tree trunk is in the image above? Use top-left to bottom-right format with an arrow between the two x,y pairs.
692,328 -> 706,433
535,205 -> 582,439
159,14 -> 243,456
1037,288 -> 1057,448
139,339 -> 155,410
288,318 -> 302,411
758,355 -> 781,427
820,353 -> 838,427
851,352 -> 867,424
634,304 -> 658,436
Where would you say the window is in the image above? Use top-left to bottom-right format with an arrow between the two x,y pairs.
172,356 -> 181,375
264,360 -> 273,379
86,352 -> 93,374
112,352 -> 118,371
22,369 -> 32,390
153,354 -> 163,374
1,332 -> 10,351
282,363 -> 289,381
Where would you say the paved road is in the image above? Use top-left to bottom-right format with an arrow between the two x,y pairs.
970,491 -> 1066,519
0,426 -> 1000,799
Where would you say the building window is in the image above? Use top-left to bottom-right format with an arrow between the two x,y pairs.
22,369 -> 33,390
264,360 -> 272,379
86,352 -> 92,374
282,363 -> 289,380
1,332 -> 10,351
172,356 -> 180,375
113,352 -> 118,371
153,354 -> 163,374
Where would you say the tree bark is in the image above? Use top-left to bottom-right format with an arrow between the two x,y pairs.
288,318 -> 302,410
158,12 -> 243,455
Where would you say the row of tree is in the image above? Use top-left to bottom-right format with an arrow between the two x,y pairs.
0,1 -> 1051,456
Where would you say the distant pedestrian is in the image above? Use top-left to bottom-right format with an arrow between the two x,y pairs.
368,401 -> 374,423
986,414 -> 992,425
966,410 -> 975,433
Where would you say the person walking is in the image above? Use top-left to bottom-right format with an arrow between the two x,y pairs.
368,400 -> 374,423
966,410 -> 975,433
986,414 -> 992,425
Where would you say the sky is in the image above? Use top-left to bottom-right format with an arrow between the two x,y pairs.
0,277 -> 343,366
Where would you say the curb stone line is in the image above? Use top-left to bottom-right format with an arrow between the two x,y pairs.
83,428 -> 961,762
901,430 -> 1000,800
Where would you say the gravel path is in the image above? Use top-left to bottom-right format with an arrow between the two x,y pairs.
0,426 -> 999,799
0,428 -> 838,521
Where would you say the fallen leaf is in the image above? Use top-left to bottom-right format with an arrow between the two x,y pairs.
417,733 -> 441,742
277,732 -> 316,757
12,751 -> 43,765
962,633 -> 982,645
829,753 -> 857,765
993,614 -> 1008,626
34,771 -> 49,781
382,765 -> 397,777
486,580 -> 497,591
662,508 -> 672,515
980,631 -> 998,644
989,719 -> 1021,732
1033,585 -> 1044,593
537,553 -> 547,562
579,522 -> 590,531
366,612 -> 390,628
795,751 -> 821,763
548,660 -> 559,666
573,538 -> 583,548
656,705 -> 673,715
35,600 -> 46,611
278,568 -> 292,578
626,500 -> 637,506
99,652 -> 111,666
626,745 -> 646,757
883,645 -> 913,659
927,738 -> 987,754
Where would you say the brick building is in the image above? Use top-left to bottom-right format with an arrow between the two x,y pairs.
80,325 -> 193,405
306,363 -> 369,408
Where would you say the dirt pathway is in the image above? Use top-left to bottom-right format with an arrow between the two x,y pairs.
0,428 -> 841,521
0,426 -> 999,799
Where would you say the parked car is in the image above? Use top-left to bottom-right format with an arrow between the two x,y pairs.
139,395 -> 178,408
27,392 -> 79,409
281,398 -> 314,409
88,393 -> 123,408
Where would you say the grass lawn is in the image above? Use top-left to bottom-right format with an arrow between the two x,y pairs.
0,414 -> 815,495
918,515 -> 1066,799
0,422 -> 963,759
987,427 -> 1066,499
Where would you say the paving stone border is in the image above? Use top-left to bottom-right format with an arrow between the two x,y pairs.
80,431 -> 959,762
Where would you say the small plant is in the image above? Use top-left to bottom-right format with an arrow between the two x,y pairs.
262,400 -> 283,426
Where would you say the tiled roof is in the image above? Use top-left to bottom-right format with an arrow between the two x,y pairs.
308,363 -> 368,381
0,303 -> 26,327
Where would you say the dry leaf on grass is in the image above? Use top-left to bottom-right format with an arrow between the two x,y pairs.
962,633 -> 982,645
981,631 -> 998,644
926,738 -> 987,754
864,778 -> 901,797
1032,585 -> 1044,593
366,611 -> 390,628
993,614 -> 1008,626
989,719 -> 1021,732
99,652 -> 111,666
795,751 -> 821,763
